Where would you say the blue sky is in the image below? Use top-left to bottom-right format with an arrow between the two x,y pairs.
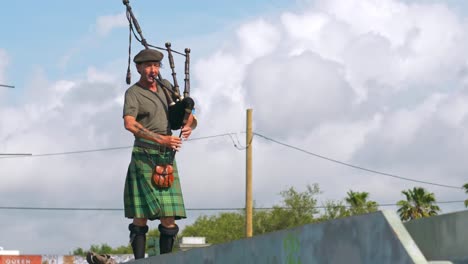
0,0 -> 294,93
2,0 -> 467,90
2,0 -> 468,255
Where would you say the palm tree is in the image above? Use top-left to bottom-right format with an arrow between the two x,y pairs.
397,187 -> 440,221
463,183 -> 468,207
345,190 -> 379,215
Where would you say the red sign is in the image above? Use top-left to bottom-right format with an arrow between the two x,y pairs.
0,256 -> 42,264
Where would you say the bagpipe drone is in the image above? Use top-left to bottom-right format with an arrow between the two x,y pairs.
123,0 -> 195,188
123,0 -> 195,131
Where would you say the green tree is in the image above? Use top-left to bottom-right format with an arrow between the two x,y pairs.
71,243 -> 132,256
71,247 -> 86,256
345,190 -> 378,215
181,212 -> 244,244
182,184 -> 322,244
252,184 -> 321,235
90,244 -> 113,254
397,187 -> 440,221
281,184 -> 321,220
260,184 -> 321,231
112,245 -> 133,254
319,200 -> 349,220
463,183 -> 468,207
146,227 -> 161,246
73,184 -> 323,251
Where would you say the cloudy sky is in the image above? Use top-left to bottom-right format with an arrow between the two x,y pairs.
1,0 -> 468,255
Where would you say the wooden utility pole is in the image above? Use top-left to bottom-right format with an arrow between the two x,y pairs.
246,109 -> 253,237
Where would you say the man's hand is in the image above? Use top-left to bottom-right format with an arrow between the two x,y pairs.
124,115 -> 182,150
185,113 -> 197,130
181,126 -> 192,140
161,135 -> 182,151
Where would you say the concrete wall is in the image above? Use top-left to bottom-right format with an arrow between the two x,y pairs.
404,210 -> 468,264
133,210 -> 427,264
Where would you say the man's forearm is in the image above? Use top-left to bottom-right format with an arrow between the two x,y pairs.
185,114 -> 198,130
128,121 -> 163,143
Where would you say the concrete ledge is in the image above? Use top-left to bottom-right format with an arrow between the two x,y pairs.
404,210 -> 468,263
131,210 -> 427,264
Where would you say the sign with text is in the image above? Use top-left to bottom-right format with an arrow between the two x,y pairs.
0,255 -> 42,264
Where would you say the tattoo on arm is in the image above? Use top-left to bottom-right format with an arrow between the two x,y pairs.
132,123 -> 163,142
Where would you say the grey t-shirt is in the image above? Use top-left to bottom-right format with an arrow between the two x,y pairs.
123,81 -> 172,135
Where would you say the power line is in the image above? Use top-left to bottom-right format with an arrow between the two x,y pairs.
0,200 -> 464,212
0,153 -> 32,156
0,84 -> 15,88
185,133 -> 238,142
228,133 -> 253,150
0,131 -> 464,190
254,133 -> 463,190
0,146 -> 130,159
0,133 -> 237,159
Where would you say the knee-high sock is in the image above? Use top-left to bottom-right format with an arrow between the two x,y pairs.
158,224 -> 179,254
129,224 -> 149,259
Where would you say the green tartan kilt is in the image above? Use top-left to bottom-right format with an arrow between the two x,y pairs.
124,146 -> 186,220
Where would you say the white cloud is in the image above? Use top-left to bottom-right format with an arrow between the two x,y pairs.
192,0 -> 468,211
95,12 -> 127,37
87,66 -> 118,84
58,12 -> 127,70
244,51 -> 355,136
236,19 -> 281,63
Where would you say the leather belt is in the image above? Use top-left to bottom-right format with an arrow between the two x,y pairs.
134,139 -> 168,152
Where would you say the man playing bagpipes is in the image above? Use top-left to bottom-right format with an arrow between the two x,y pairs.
122,48 -> 197,258
83,2 -> 197,262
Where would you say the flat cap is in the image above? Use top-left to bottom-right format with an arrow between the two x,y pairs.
133,49 -> 164,63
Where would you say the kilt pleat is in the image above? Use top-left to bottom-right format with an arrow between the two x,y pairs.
124,146 -> 186,220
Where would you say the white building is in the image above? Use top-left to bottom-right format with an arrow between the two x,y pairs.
178,237 -> 211,251
0,247 -> 20,255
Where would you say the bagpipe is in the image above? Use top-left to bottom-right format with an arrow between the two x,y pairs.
122,0 -> 194,131
123,0 -> 195,188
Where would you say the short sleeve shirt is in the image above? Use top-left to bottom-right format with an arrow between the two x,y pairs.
123,82 -> 171,135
